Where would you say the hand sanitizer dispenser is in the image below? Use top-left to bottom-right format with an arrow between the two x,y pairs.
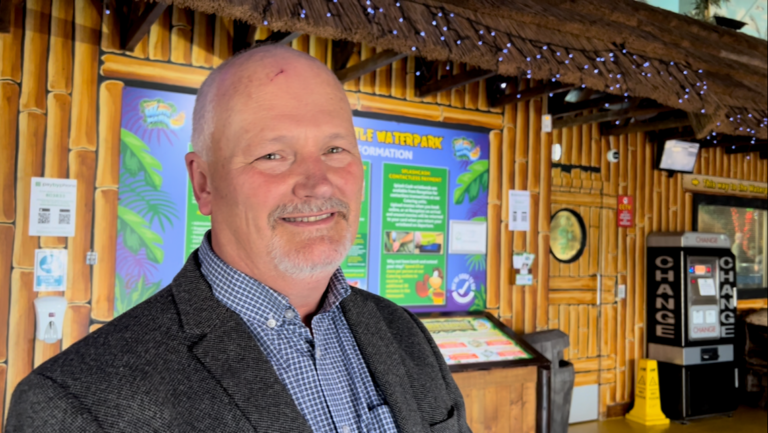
34,296 -> 67,344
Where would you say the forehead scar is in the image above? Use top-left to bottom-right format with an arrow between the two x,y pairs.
270,69 -> 285,81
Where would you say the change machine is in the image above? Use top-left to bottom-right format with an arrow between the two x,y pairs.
646,232 -> 738,421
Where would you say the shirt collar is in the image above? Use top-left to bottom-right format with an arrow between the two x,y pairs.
198,231 -> 351,325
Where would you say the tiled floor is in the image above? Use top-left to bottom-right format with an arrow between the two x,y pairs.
568,406 -> 767,433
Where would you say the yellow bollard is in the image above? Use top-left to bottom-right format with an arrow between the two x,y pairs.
626,359 -> 671,426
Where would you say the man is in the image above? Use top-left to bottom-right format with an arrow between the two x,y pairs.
6,45 -> 469,432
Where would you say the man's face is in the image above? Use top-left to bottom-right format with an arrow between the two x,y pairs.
193,52 -> 362,279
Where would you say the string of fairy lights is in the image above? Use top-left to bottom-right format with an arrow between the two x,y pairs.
258,0 -> 765,145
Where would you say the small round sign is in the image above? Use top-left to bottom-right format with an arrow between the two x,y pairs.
550,209 -> 587,263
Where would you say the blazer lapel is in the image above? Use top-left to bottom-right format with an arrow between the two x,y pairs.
341,290 -> 429,433
171,253 -> 312,433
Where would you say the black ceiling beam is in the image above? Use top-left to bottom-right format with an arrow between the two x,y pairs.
122,0 -> 168,52
335,50 -> 407,83
490,82 -> 576,108
553,106 -> 674,129
417,68 -> 495,98
331,40 -> 358,72
551,94 -> 630,119
257,30 -> 303,46
601,117 -> 691,135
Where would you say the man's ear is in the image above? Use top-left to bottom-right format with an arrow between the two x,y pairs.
185,152 -> 213,216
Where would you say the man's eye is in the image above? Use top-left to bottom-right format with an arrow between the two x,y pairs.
261,153 -> 281,160
327,147 -> 344,154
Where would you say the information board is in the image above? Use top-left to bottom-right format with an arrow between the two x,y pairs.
420,316 -> 532,365
116,86 -> 489,314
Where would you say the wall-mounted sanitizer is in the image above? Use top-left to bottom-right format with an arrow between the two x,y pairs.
34,296 -> 67,344
646,232 -> 738,422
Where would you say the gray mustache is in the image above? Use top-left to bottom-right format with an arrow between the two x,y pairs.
269,198 -> 350,225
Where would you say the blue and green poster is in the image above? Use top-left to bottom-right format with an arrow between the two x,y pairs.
116,87 -> 489,314
116,87 -> 207,315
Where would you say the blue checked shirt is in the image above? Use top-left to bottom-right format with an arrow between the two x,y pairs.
198,235 -> 397,433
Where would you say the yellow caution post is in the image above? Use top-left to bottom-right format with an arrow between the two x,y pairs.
626,359 -> 670,426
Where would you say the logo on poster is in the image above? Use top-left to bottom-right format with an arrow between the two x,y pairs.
140,99 -> 186,130
451,273 -> 476,304
452,137 -> 481,161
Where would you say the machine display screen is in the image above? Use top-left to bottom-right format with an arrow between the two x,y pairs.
689,265 -> 711,275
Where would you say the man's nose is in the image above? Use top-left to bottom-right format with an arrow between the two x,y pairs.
292,156 -> 334,199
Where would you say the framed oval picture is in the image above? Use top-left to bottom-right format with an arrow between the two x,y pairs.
550,209 -> 587,263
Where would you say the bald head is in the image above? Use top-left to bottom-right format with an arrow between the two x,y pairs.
191,44 -> 350,161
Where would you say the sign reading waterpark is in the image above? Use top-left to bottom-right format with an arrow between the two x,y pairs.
116,86 -> 489,315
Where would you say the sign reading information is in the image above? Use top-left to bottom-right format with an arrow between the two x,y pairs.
682,174 -> 768,198
28,178 -> 77,237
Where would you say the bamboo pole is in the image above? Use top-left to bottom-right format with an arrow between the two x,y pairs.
501,126 -> 514,231
149,7 -> 171,61
62,304 -> 91,350
549,304 -> 559,329
41,92 -> 72,248
513,88 -> 528,253
391,58 -> 406,99
569,305 -> 579,357
100,0 -> 121,52
171,27 -> 193,65
66,150 -> 96,303
70,0 -> 101,151
96,81 -> 124,188
464,65 -> 479,110
192,11 -> 213,68
91,188 -> 117,322
588,305 -> 598,357
172,5 -> 193,27
48,0 -> 74,93
578,304 -> 588,358
589,208 -> 600,275
359,43 -> 376,94
525,284 -> 536,334
528,99 -> 541,193
0,224 -> 13,362
537,232 -> 550,330
20,0 -> 52,112
560,305 -> 569,359
591,123 -> 601,168
500,224 -> 513,315
572,125 -> 582,166
0,82 -> 19,223
450,63 -> 465,108
127,35 -> 149,59
309,35 -> 327,64
512,285 -> 525,334
0,3 -> 23,81
13,112 -> 46,269
374,48 -> 392,96
6,270 -> 35,414
487,204 -> 501,310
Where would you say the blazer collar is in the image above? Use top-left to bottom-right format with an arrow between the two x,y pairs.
171,252 -> 312,433
341,290 -> 430,433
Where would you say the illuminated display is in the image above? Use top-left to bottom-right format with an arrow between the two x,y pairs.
688,265 -> 711,275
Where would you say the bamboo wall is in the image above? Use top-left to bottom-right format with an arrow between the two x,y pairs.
1,0 -> 767,427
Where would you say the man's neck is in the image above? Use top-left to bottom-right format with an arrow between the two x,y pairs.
210,230 -> 333,327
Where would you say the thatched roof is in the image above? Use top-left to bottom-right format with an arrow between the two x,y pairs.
163,0 -> 767,140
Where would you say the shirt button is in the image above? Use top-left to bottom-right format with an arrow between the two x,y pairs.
284,310 -> 295,320
342,426 -> 350,433
316,348 -> 321,358
266,319 -> 277,328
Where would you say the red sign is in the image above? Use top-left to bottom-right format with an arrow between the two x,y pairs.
618,196 -> 633,227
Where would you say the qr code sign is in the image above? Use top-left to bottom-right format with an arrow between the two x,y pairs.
59,209 -> 71,225
37,208 -> 51,224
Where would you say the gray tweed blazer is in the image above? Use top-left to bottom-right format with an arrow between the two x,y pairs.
5,252 -> 470,433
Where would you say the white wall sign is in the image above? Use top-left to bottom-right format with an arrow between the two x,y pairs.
449,220 -> 487,255
508,190 -> 530,231
34,249 -> 68,292
28,177 -> 77,237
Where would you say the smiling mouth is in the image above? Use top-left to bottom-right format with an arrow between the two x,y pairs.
282,213 -> 335,223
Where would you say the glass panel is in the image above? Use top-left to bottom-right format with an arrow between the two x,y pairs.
698,205 -> 767,289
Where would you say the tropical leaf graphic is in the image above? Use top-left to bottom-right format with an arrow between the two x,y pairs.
121,128 -> 163,190
116,233 -> 158,289
117,205 -> 165,264
454,160 -> 489,205
469,285 -> 487,312
119,172 -> 179,232
115,275 -> 162,317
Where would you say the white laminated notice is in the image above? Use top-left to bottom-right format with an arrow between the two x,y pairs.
508,190 -> 530,231
705,310 -> 717,324
28,177 -> 77,237
693,310 -> 704,324
449,220 -> 487,255
698,278 -> 716,296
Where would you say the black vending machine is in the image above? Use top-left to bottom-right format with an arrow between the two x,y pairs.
646,232 -> 739,421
